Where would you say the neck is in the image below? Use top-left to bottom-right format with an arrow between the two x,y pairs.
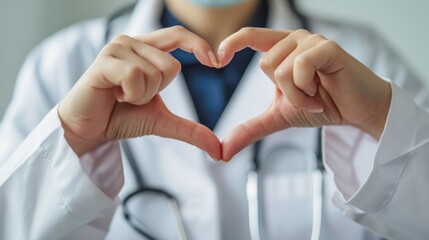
164,0 -> 259,51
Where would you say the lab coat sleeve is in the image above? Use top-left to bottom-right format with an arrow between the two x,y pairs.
0,20 -> 126,239
324,83 -> 429,239
319,24 -> 429,239
0,106 -> 124,239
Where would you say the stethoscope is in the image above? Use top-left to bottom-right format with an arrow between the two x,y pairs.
247,137 -> 323,240
121,131 -> 323,240
104,1 -> 322,240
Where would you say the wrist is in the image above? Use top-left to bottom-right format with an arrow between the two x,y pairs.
357,80 -> 392,140
57,105 -> 107,157
61,124 -> 107,157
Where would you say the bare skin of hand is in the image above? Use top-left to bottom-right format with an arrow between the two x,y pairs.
218,28 -> 392,161
58,26 -> 391,163
58,26 -> 222,159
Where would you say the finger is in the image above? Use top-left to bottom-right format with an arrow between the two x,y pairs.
94,56 -> 162,105
134,26 -> 218,68
293,51 -> 320,97
217,27 -> 291,67
275,55 -> 323,111
151,96 -> 222,160
132,45 -> 181,92
110,35 -> 182,92
258,32 -> 303,85
104,47 -> 162,104
290,34 -> 328,96
294,40 -> 345,80
222,110 -> 285,162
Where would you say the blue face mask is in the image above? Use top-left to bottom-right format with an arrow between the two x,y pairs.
190,0 -> 248,7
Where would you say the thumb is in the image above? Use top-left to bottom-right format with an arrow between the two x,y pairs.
152,98 -> 222,160
222,110 -> 286,161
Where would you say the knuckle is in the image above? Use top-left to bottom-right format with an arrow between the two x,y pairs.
259,55 -> 275,71
274,67 -> 290,81
292,29 -> 310,37
147,67 -> 163,81
171,25 -> 186,35
112,34 -> 131,44
239,27 -> 256,36
322,39 -> 340,50
167,26 -> 187,46
306,33 -> 326,43
310,33 -> 324,40
124,65 -> 143,80
294,54 -> 310,67
158,57 -> 181,79
170,58 -> 182,74
132,42 -> 146,54
101,42 -> 123,56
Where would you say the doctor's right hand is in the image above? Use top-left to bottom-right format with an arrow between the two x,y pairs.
58,26 -> 221,159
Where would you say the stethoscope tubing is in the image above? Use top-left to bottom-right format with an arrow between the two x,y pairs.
247,133 -> 324,240
107,1 -> 317,239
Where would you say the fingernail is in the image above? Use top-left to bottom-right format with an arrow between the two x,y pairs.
207,153 -> 221,162
208,51 -> 218,68
305,84 -> 317,97
308,107 -> 324,113
216,49 -> 224,68
304,90 -> 316,97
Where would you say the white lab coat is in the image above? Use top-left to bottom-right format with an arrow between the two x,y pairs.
1,0 -> 429,239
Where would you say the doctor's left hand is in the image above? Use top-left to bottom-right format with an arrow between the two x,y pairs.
58,26 -> 221,159
218,28 -> 392,161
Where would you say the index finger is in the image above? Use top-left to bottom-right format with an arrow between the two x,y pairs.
217,27 -> 291,67
135,26 -> 218,67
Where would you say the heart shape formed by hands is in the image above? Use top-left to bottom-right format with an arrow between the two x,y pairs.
62,26 -> 382,163
132,27 -> 358,163
162,28 -> 344,162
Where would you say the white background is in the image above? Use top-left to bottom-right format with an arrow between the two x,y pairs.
1,0 -> 428,118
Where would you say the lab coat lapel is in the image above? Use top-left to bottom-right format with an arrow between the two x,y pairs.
215,0 -> 302,140
214,54 -> 272,140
